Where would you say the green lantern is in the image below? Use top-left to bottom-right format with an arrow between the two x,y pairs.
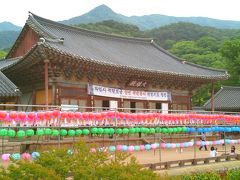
0,129 -> 8,137
135,127 -> 140,133
82,129 -> 90,135
140,127 -> 145,133
150,128 -> 155,134
60,129 -> 67,136
36,129 -> 44,136
97,128 -> 104,134
68,129 -> 75,137
103,128 -> 110,134
168,128 -> 173,134
177,127 -> 182,132
75,129 -> 82,136
17,130 -> 25,138
182,127 -> 187,132
145,128 -> 150,134
7,129 -> 16,137
109,128 -> 115,135
91,128 -> 98,134
116,128 -> 123,135
173,128 -> 178,133
155,127 -> 160,133
162,128 -> 168,134
44,128 -> 52,135
52,130 -> 59,136
26,129 -> 34,137
129,128 -> 136,134
122,128 -> 129,134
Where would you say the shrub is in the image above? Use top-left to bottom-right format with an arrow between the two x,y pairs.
226,169 -> 240,180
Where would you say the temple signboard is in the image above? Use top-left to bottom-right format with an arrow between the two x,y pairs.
87,84 -> 171,101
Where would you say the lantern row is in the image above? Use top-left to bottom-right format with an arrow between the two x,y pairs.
93,138 -> 240,152
0,111 -> 239,126
0,126 -> 240,138
1,138 -> 239,162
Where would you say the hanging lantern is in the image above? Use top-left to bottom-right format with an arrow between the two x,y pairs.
27,112 -> 35,121
9,111 -> 17,120
0,111 -> 7,120
18,112 -> 26,121
37,112 -> 44,120
74,112 -> 82,119
52,110 -> 60,118
44,111 -> 52,120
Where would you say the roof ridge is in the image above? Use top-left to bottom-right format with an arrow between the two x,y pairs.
151,42 -> 228,74
203,86 -> 224,107
27,12 -> 59,39
221,86 -> 240,89
29,12 -> 153,44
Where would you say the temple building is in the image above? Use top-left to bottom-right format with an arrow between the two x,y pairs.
204,86 -> 240,112
0,13 -> 228,112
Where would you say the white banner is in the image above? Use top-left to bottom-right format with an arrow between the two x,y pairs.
87,84 -> 171,101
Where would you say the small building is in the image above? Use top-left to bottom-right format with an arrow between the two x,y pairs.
1,13 -> 228,112
204,86 -> 240,112
0,58 -> 21,109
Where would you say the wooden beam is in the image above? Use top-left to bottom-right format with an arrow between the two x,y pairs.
44,59 -> 49,109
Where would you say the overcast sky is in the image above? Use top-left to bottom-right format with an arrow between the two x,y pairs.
1,0 -> 240,26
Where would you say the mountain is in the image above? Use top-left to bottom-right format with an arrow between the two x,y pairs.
60,5 -> 131,25
0,31 -> 20,49
61,4 -> 240,30
0,21 -> 21,32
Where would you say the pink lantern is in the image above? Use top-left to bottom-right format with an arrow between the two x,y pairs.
2,154 -> 10,162
128,145 -> 134,152
116,145 -> 122,151
171,144 -> 176,149
205,141 -> 210,146
0,111 -> 7,120
107,111 -> 114,118
213,141 -> 217,145
52,110 -> 60,118
230,140 -> 235,144
61,112 -> 68,119
81,112 -> 88,119
151,144 -> 157,149
140,145 -> 145,151
44,111 -> 52,121
160,143 -> 166,148
196,141 -> 201,146
90,148 -> 96,153
238,139 -> 240,144
88,112 -> 94,120
68,112 -> 74,119
220,140 -> 224,144
74,112 -> 82,119
21,153 -> 31,160
18,112 -> 26,120
95,113 -> 102,120
37,112 -> 44,120
119,112 -> 125,119
27,112 -> 35,120
180,143 -> 185,148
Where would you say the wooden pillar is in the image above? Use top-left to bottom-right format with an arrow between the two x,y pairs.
52,83 -> 56,105
211,81 -> 215,112
44,60 -> 49,109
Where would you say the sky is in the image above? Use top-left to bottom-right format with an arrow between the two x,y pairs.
1,0 -> 240,26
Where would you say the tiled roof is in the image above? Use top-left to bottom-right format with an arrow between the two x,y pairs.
0,71 -> 21,97
23,13 -> 228,80
0,57 -> 21,70
204,86 -> 240,111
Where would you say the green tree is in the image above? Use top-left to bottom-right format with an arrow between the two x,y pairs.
221,38 -> 240,85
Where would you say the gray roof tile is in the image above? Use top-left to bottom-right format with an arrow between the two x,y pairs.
204,86 -> 240,111
0,71 -> 21,97
25,13 -> 228,80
